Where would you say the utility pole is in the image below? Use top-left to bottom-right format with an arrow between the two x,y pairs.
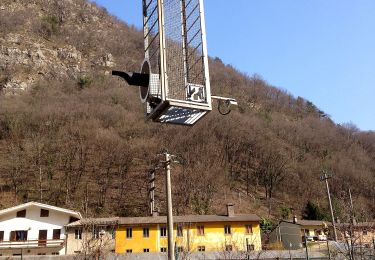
304,231 -> 309,260
320,171 -> 338,241
348,188 -> 355,260
349,189 -> 356,224
164,152 -> 175,260
149,169 -> 156,216
326,238 -> 331,260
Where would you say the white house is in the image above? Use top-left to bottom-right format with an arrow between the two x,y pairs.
0,202 -> 82,256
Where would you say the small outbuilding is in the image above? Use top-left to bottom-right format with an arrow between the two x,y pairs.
269,221 -> 303,250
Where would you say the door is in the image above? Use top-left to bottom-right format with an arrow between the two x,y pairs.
38,230 -> 47,246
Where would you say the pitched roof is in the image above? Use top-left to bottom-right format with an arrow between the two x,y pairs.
336,222 -> 375,228
280,220 -> 332,227
353,222 -> 375,227
0,201 -> 82,219
118,214 -> 261,225
66,217 -> 119,227
297,220 -> 331,226
66,214 -> 260,227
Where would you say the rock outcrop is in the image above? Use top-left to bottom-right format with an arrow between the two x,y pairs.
0,0 -> 127,93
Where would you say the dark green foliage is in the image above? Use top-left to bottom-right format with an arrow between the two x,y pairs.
77,76 -> 92,89
302,201 -> 328,220
260,217 -> 274,233
280,206 -> 292,219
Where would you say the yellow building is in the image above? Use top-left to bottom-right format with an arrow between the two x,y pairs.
115,205 -> 261,254
298,219 -> 330,239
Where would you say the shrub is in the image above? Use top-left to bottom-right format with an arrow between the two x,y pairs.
38,15 -> 59,39
77,76 -> 92,89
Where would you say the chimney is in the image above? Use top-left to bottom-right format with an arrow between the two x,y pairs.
227,203 -> 235,217
152,209 -> 159,217
293,215 -> 298,224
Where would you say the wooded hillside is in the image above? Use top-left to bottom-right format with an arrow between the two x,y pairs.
0,0 -> 374,222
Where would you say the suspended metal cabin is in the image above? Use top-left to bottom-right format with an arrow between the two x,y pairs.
141,0 -> 212,125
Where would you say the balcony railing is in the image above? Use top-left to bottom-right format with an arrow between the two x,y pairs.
0,239 -> 64,249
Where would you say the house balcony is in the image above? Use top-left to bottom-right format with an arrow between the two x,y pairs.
0,239 -> 65,249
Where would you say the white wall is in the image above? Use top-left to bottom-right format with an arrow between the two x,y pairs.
0,205 -> 72,241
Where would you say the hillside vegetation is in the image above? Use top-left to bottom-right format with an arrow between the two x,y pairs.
0,0 -> 374,222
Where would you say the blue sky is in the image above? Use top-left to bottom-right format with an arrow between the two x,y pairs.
93,0 -> 375,131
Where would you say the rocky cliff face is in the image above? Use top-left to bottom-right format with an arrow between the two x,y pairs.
0,0 -> 138,93
1,33 -> 84,91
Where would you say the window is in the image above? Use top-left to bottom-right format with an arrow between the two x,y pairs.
17,231 -> 28,241
126,249 -> 132,253
143,248 -> 150,252
38,230 -> 47,246
75,229 -> 82,240
16,210 -> 26,218
160,227 -> 167,237
52,252 -> 59,255
245,225 -> 253,234
143,227 -> 149,238
247,244 -> 255,251
224,225 -> 231,235
93,228 -> 100,239
225,245 -> 233,251
10,231 -> 28,241
53,229 -> 61,240
40,209 -> 49,217
363,229 -> 368,235
177,246 -> 184,252
177,225 -> 183,237
197,225 -> 204,236
37,253 -> 46,255
160,247 -> 167,253
198,246 -> 205,252
74,251 -> 81,254
0,231 -> 4,241
126,227 -> 132,239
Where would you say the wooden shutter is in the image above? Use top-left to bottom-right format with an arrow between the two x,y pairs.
10,231 -> 16,241
38,230 -> 47,246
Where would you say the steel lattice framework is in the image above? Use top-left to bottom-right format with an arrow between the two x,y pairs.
142,0 -> 212,125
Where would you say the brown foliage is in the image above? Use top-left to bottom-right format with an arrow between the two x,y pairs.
0,0 -> 374,221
